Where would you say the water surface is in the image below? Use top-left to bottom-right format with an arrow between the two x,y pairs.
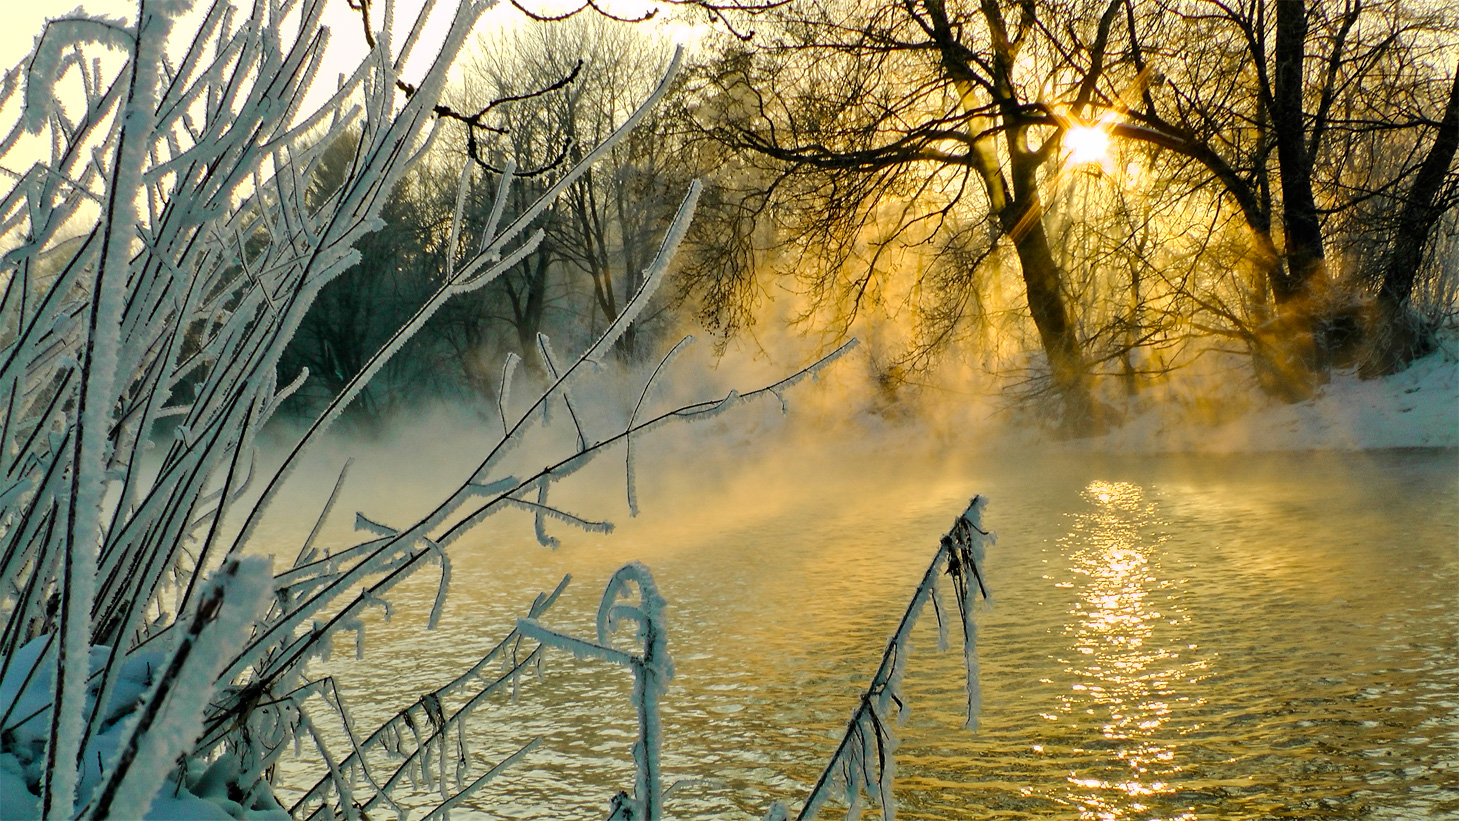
280,447 -> 1459,820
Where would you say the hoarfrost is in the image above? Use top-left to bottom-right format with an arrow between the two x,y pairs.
788,497 -> 992,820
90,557 -> 272,819
0,2 -> 859,818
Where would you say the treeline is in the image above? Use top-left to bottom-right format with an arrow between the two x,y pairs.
278,18 -> 697,425
284,1 -> 1459,433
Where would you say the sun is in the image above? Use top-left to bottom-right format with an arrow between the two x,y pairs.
1064,125 -> 1111,166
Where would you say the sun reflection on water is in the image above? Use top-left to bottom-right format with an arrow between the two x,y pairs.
1055,480 -> 1198,820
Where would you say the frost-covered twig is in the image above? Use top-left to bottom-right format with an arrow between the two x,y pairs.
519,562 -> 672,821
793,497 -> 993,821
290,584 -> 562,819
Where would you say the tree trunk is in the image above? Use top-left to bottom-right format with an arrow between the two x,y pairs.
1362,67 -> 1459,376
1003,147 -> 1096,433
925,0 -> 1096,433
1268,0 -> 1329,396
509,249 -> 552,374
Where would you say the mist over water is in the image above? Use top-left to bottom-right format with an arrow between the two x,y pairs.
260,397 -> 1459,821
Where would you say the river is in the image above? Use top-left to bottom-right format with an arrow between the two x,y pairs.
278,446 -> 1459,820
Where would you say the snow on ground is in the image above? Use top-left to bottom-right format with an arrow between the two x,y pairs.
1076,344 -> 1459,453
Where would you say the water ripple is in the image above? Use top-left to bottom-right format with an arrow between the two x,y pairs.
276,449 -> 1458,819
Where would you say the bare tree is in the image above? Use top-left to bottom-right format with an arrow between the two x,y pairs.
674,0 -> 1457,422
451,17 -> 689,367
1098,0 -> 1459,391
679,0 -> 1163,433
1362,68 -> 1459,374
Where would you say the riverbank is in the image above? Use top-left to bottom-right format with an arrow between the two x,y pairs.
1065,342 -> 1459,453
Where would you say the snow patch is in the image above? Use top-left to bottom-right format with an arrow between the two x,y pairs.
1075,345 -> 1459,452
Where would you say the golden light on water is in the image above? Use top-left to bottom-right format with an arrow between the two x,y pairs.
1058,480 -> 1198,820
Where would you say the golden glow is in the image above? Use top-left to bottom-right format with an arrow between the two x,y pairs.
1065,125 -> 1111,166
1055,480 -> 1203,819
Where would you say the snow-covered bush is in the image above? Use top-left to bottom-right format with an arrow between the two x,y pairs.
0,1 -> 849,817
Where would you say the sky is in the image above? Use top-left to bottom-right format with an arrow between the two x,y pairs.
2,1 -> 478,91
0,0 -> 701,74
0,0 -> 706,183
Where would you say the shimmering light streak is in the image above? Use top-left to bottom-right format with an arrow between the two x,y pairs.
1056,480 -> 1193,819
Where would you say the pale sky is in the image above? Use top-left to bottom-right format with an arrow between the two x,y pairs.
0,0 -> 701,74
1,0 -> 705,160
0,0 -> 706,254
2,0 -> 484,92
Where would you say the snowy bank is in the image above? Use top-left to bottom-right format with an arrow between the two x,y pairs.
1073,344 -> 1459,453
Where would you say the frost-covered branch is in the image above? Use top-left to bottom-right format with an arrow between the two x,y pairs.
793,497 -> 993,821
290,577 -> 569,820
519,561 -> 672,821
0,1 -> 850,817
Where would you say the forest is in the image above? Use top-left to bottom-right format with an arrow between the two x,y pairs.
0,0 -> 1455,819
269,0 -> 1459,435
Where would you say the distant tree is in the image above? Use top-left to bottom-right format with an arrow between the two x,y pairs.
277,132 -> 442,423
545,19 -> 686,358
429,100 -> 566,381
432,16 -> 688,377
683,0 -> 1458,417
684,0 -> 1140,433
1102,0 -> 1459,390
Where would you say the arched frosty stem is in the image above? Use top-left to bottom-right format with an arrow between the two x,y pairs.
518,562 -> 671,821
